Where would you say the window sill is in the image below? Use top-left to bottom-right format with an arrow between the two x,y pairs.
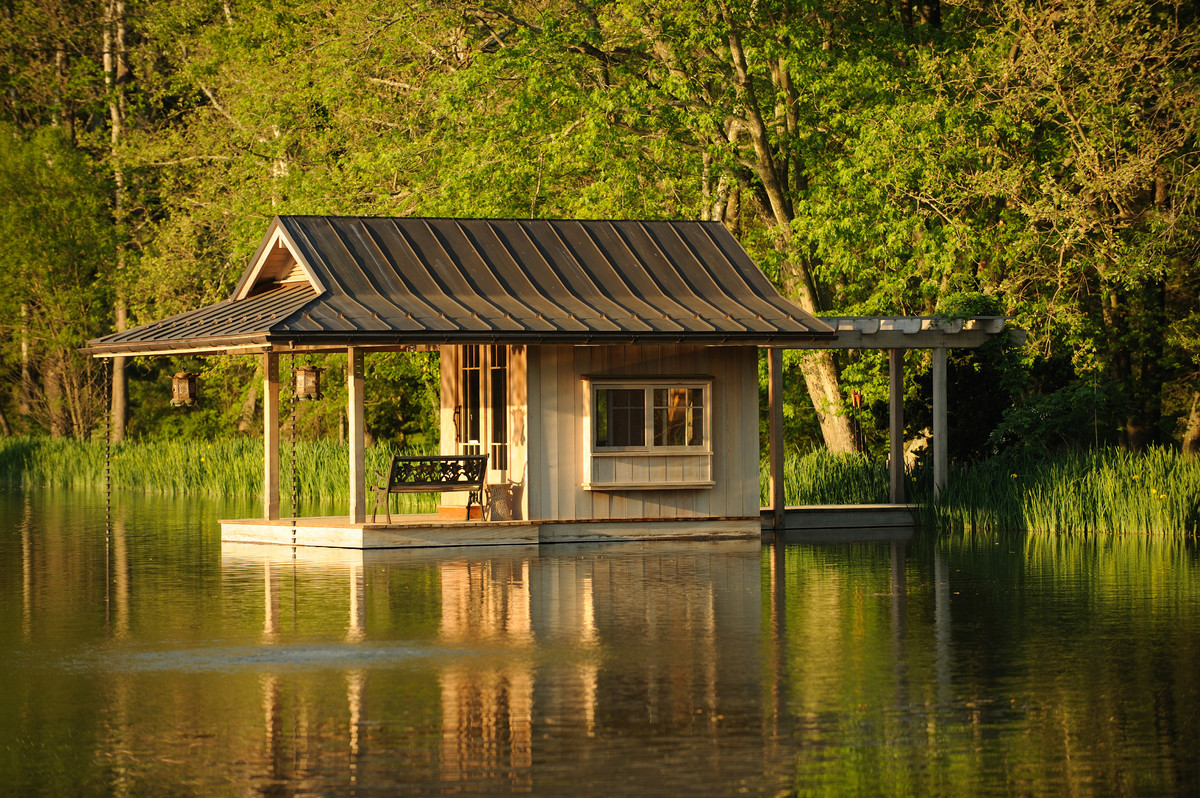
591,449 -> 713,457
582,480 -> 716,492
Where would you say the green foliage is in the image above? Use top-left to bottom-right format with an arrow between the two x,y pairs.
988,379 -> 1124,454
0,124 -> 115,437
935,292 -> 1005,321
0,0 -> 1196,456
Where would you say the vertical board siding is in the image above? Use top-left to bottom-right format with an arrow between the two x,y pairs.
439,345 -> 460,457
508,345 -> 529,520
526,346 -> 546,520
526,344 -> 759,522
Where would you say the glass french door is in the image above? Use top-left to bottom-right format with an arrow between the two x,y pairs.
458,345 -> 507,477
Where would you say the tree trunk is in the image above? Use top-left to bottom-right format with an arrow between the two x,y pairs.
19,304 -> 31,420
44,362 -> 68,438
798,351 -> 857,452
1183,392 -> 1200,460
776,241 -> 857,452
0,404 -> 10,436
104,0 -> 128,444
237,368 -> 262,434
717,23 -> 857,452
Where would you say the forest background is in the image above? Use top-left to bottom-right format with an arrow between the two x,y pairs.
1,0 -> 1197,464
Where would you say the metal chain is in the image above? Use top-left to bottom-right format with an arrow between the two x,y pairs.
103,357 -> 111,538
290,351 -> 298,543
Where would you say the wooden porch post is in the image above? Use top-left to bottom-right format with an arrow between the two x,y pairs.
768,347 -> 785,535
888,348 -> 905,504
263,352 -> 280,520
348,346 -> 366,523
932,347 -> 948,498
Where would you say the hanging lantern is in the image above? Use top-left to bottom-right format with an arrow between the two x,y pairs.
294,364 -> 325,401
171,372 -> 198,407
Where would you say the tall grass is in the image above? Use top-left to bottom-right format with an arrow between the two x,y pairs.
0,436 -> 438,514
760,446 -> 1199,536
8,437 -> 1196,534
914,447 -> 1200,536
760,448 -> 889,506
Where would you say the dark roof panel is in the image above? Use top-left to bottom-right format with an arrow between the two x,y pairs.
87,216 -> 834,355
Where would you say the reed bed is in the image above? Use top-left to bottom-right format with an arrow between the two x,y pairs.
760,448 -> 890,506
0,436 -> 438,514
915,447 -> 1200,536
6,438 -> 1196,534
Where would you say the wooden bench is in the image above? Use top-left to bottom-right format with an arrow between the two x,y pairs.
370,454 -> 488,523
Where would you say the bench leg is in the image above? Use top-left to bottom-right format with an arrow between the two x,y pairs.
467,488 -> 484,521
370,488 -> 392,524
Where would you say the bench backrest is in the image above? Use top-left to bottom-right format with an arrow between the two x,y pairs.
385,454 -> 488,488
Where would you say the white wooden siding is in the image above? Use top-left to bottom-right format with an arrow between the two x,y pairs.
525,344 -> 760,522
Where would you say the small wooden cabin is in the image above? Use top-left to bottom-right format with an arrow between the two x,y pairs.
87,216 -> 836,545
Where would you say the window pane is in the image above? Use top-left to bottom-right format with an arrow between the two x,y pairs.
596,388 -> 645,447
596,385 -> 705,449
649,386 -> 704,447
595,389 -> 609,445
652,387 -> 686,447
688,388 -> 704,446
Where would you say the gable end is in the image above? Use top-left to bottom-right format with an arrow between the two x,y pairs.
233,223 -> 325,300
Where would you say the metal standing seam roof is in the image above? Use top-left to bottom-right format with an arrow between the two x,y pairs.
86,216 -> 835,355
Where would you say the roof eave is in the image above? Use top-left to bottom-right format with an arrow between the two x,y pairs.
82,334 -> 272,357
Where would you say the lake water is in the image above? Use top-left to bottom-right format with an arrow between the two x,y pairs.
2,490 -> 1198,796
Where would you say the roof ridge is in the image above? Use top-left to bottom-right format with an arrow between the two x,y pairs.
278,214 -> 726,225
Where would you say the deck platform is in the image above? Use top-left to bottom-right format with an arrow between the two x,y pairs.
760,504 -> 917,542
220,515 -> 540,549
220,515 -> 761,549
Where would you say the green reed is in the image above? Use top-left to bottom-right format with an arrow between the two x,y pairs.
0,436 -> 438,514
914,447 -> 1200,536
760,448 -> 890,506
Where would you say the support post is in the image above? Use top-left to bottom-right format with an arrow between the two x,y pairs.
348,346 -> 366,523
768,347 -> 785,536
888,348 -> 905,504
263,352 -> 280,520
932,347 -> 948,499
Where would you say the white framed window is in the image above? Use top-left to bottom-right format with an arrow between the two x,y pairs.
583,378 -> 714,490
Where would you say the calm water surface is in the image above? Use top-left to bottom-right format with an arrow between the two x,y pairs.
2,490 -> 1198,796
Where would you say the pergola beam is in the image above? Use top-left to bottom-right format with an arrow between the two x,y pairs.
807,317 -> 1018,350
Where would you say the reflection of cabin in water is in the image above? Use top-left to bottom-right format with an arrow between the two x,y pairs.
87,216 -> 1015,547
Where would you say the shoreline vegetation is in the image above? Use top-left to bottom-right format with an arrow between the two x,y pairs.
2,437 -> 1197,535
762,448 -> 1200,536
0,437 -> 438,515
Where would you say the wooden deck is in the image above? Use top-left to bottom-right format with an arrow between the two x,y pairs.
760,504 -> 917,542
220,515 -> 761,549
220,515 -> 540,549
221,505 -> 914,549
